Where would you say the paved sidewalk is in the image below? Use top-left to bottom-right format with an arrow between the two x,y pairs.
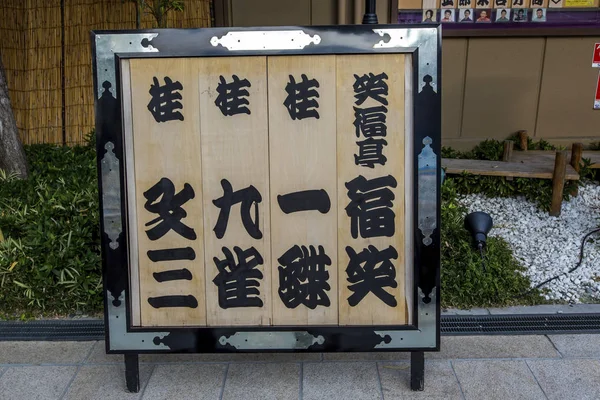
0,334 -> 599,399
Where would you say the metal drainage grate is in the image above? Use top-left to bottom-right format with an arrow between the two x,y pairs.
0,320 -> 104,341
442,314 -> 600,335
1,314 -> 600,341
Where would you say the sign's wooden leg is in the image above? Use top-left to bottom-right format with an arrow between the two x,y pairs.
410,351 -> 425,391
125,353 -> 140,393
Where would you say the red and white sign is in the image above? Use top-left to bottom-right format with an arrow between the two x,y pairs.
592,43 -> 600,68
594,72 -> 600,109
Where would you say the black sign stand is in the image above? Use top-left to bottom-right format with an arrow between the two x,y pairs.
92,23 -> 441,394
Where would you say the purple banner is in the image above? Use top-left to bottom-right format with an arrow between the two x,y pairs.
398,8 -> 600,29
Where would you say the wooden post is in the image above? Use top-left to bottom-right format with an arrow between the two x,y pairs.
518,130 -> 528,151
550,150 -> 568,217
570,143 -> 584,197
503,140 -> 514,181
502,140 -> 514,162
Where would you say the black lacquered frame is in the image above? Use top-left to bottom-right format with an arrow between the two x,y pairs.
91,25 -> 441,367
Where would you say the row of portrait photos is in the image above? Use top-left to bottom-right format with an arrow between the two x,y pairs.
422,7 -> 548,22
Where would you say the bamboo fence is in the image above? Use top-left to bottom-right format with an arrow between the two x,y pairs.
0,0 -> 212,145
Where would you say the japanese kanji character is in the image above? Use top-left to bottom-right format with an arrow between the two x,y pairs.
213,179 -> 262,240
213,246 -> 264,309
354,138 -> 388,168
353,106 -> 388,138
278,245 -> 331,309
353,72 -> 389,106
214,75 -> 251,116
345,175 -> 397,239
147,76 -> 184,122
143,178 -> 196,241
345,245 -> 398,307
283,74 -> 320,120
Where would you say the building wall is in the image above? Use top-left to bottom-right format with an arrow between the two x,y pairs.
443,36 -> 600,149
221,0 -> 600,149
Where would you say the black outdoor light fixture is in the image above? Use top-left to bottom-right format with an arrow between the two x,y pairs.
464,212 -> 493,270
363,0 -> 378,24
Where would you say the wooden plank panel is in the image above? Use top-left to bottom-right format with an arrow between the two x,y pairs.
511,150 -> 600,169
536,37 -> 600,139
336,54 -> 407,326
442,39 -> 468,139
267,55 -> 338,326
121,59 -> 141,327
129,58 -> 206,327
231,0 -> 310,26
442,158 -> 580,179
461,38 -> 545,139
199,57 -> 272,326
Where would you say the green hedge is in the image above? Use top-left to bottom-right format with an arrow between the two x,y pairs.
0,141 -> 102,317
0,141 -> 542,318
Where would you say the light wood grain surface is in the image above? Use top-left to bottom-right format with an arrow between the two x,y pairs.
268,55 -> 338,326
129,58 -> 206,327
336,54 -> 407,326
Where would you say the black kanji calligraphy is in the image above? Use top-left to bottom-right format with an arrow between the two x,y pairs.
148,295 -> 198,308
278,245 -> 331,309
277,189 -> 331,214
213,179 -> 262,240
345,175 -> 397,239
495,0 -> 507,5
147,76 -> 184,122
353,106 -> 388,138
215,75 -> 251,116
353,73 -> 389,106
147,247 -> 196,262
458,0 -> 472,5
513,0 -> 523,4
441,0 -> 455,5
531,0 -> 543,5
144,178 -> 196,241
476,0 -> 489,5
283,74 -> 320,120
355,138 -> 388,168
213,246 -> 264,309
345,245 -> 398,307
153,269 -> 193,282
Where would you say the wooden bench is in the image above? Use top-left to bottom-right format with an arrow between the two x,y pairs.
442,140 -> 582,216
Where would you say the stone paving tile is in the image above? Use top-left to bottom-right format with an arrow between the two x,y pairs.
87,340 -> 320,364
141,351 -> 320,363
64,364 -> 153,400
303,361 -> 381,400
222,362 -> 300,400
323,352 -> 409,361
547,334 -> 600,357
452,360 -> 545,400
527,359 -> 600,400
142,364 -> 226,400
85,341 -> 122,364
429,335 -> 559,359
0,341 -> 94,365
378,360 -> 463,399
0,366 -> 77,400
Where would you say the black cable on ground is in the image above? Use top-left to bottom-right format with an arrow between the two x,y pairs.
519,227 -> 600,298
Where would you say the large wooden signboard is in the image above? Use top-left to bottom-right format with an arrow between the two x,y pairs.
92,24 -> 440,391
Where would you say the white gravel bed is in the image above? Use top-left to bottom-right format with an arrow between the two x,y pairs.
457,182 -> 600,303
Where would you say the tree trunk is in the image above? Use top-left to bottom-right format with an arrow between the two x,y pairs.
0,53 -> 28,179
